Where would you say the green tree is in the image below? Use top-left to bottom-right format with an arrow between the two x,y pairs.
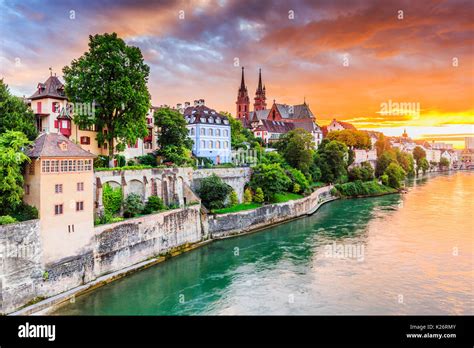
154,107 -> 193,165
316,139 -> 348,183
285,167 -> 310,193
229,190 -> 239,206
253,187 -> 265,203
249,163 -> 291,201
384,163 -> 406,189
243,187 -> 253,204
396,150 -> 415,177
349,161 -> 374,182
275,128 -> 315,174
123,193 -> 144,218
420,158 -> 430,174
375,150 -> 397,177
412,146 -> 426,174
63,33 -> 151,164
221,111 -> 253,149
197,174 -> 232,210
0,80 -> 37,140
102,184 -> 123,215
0,131 -> 31,215
261,151 -> 286,166
439,157 -> 450,169
326,129 -> 371,150
374,134 -> 391,158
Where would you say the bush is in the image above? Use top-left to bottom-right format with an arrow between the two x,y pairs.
197,174 -> 233,210
114,154 -> 126,167
348,162 -> 374,182
144,195 -> 165,214
138,154 -> 156,166
94,155 -> 110,168
286,167 -> 310,193
243,188 -> 253,204
384,163 -> 406,189
102,184 -> 122,215
249,163 -> 291,201
0,215 -> 17,225
127,159 -> 136,166
10,203 -> 38,221
333,180 -> 395,197
293,183 -> 301,193
229,190 -> 239,206
195,156 -> 214,168
123,193 -> 144,218
253,187 -> 265,203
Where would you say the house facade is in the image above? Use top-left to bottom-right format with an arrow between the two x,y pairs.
183,99 -> 232,164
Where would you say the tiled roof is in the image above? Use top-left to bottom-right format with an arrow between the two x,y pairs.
183,105 -> 230,126
254,120 -> 295,133
27,133 -> 96,158
29,75 -> 67,100
294,120 -> 321,133
249,109 -> 270,121
337,120 -> 356,130
275,103 -> 314,119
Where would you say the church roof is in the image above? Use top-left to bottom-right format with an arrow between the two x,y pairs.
27,133 -> 96,158
30,75 -> 68,100
249,109 -> 271,121
275,103 -> 315,120
254,120 -> 295,133
294,120 -> 321,133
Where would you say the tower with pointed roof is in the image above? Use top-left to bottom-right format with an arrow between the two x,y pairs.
236,67 -> 250,120
254,68 -> 267,111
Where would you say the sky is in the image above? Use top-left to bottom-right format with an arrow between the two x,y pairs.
1,0 -> 473,148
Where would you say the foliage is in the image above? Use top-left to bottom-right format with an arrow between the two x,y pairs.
137,154 -> 157,166
195,156 -> 214,168
197,174 -> 233,210
439,157 -> 450,169
102,184 -> 122,215
273,192 -> 303,203
0,215 -> 17,225
63,32 -> 150,161
380,174 -> 389,186
114,154 -> 126,167
94,155 -> 110,168
375,150 -> 397,177
0,131 -> 32,215
293,183 -> 301,193
95,165 -> 153,171
309,152 -> 322,183
221,111 -> 255,149
412,146 -> 426,174
212,202 -> 262,214
348,161 -> 374,182
243,188 -> 253,204
249,163 -> 291,201
396,150 -> 415,177
333,180 -> 396,197
275,128 -> 315,174
10,203 -> 38,221
419,157 -> 430,174
384,163 -> 406,189
154,107 -> 193,165
127,159 -> 136,166
261,151 -> 286,166
229,190 -> 239,206
285,167 -> 310,193
0,80 -> 38,140
143,195 -> 165,214
315,139 -> 348,184
374,134 -> 391,158
326,129 -> 371,150
253,187 -> 265,203
123,193 -> 145,218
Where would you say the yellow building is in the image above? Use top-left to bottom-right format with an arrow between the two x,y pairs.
24,133 -> 96,263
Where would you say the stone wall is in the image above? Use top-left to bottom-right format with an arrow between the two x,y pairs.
0,220 -> 42,314
207,186 -> 335,238
192,167 -> 252,202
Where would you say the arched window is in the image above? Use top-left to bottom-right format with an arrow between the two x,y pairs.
208,128 -> 213,136
209,141 -> 213,149
201,128 -> 205,135
190,128 -> 195,136
201,140 -> 205,148
216,129 -> 221,136
224,130 -> 228,137
216,141 -> 220,149
225,141 -> 228,148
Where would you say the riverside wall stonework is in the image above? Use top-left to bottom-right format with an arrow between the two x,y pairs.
207,186 -> 335,238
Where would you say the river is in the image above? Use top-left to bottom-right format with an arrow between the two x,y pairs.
53,171 -> 474,315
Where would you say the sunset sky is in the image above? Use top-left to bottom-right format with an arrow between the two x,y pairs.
1,0 -> 473,147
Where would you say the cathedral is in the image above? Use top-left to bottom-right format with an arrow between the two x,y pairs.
235,67 -> 323,148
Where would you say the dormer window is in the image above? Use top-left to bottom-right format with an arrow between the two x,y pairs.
216,118 -> 221,124
224,120 -> 229,125
202,118 -> 206,123
208,118 -> 213,123
58,141 -> 68,151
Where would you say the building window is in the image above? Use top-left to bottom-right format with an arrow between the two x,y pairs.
77,182 -> 84,191
201,140 -> 205,148
85,159 -> 92,171
216,129 -> 221,136
61,160 -> 68,172
209,141 -> 213,149
51,160 -> 59,173
208,129 -> 213,136
103,142 -> 108,150
77,160 -> 84,171
201,128 -> 205,135
76,201 -> 84,211
216,141 -> 220,149
54,204 -> 63,215
224,130 -> 228,137
68,160 -> 76,172
80,136 -> 91,145
55,184 -> 63,193
42,160 -> 50,173
190,128 -> 195,136
52,102 -> 59,113
25,184 -> 30,195
37,102 -> 42,113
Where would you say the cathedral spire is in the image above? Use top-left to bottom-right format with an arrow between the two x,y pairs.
236,66 -> 250,121
240,66 -> 246,91
254,68 -> 267,111
257,68 -> 263,93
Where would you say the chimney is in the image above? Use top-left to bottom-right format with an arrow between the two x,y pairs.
185,101 -> 190,108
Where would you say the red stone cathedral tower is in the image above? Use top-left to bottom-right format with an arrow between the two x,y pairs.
236,67 -> 250,120
254,68 -> 267,111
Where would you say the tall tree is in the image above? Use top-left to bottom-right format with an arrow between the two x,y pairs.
154,107 -> 193,165
275,128 -> 315,174
375,133 -> 392,157
0,80 -> 37,140
0,131 -> 31,215
63,32 -> 151,164
316,139 -> 348,183
412,146 -> 427,174
326,129 -> 371,149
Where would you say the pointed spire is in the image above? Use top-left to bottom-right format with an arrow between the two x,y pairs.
240,66 -> 246,91
257,68 -> 263,93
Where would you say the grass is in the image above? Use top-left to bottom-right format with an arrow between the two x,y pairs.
310,182 -> 326,189
212,202 -> 262,214
273,192 -> 304,203
333,180 -> 397,198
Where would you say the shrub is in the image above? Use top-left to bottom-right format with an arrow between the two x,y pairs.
138,154 -> 156,166
197,174 -> 232,210
293,183 -> 301,193
285,167 -> 310,193
0,215 -> 17,225
229,190 -> 239,206
10,203 -> 38,221
249,163 -> 291,201
94,155 -> 110,168
123,193 -> 144,218
102,184 -> 122,215
127,159 -> 136,166
380,174 -> 389,186
243,188 -> 253,204
384,163 -> 406,189
253,187 -> 265,203
144,195 -> 165,214
114,154 -> 126,167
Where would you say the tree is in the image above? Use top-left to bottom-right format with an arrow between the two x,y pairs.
439,157 -> 450,169
384,163 -> 406,189
420,158 -> 430,174
63,32 -> 151,164
243,188 -> 253,204
197,174 -> 232,209
316,139 -> 348,183
0,80 -> 38,140
144,195 -> 165,214
221,111 -> 254,149
123,193 -> 144,218
374,133 -> 391,157
0,131 -> 32,215
412,146 -> 426,174
253,188 -> 265,203
102,184 -> 123,216
275,128 -> 314,174
375,150 -> 397,177
249,163 -> 291,201
349,161 -> 374,182
396,150 -> 415,177
285,167 -> 310,193
326,129 -> 371,150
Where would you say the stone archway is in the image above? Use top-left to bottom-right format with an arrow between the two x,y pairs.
128,179 -> 145,199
